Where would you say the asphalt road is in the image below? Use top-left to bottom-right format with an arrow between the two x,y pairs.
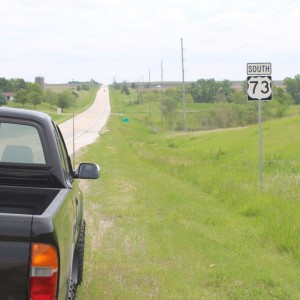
60,85 -> 110,156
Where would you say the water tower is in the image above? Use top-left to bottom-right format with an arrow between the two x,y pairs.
35,76 -> 45,91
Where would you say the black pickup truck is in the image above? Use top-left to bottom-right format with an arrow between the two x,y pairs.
0,107 -> 100,300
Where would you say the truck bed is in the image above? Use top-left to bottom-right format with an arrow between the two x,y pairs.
0,186 -> 59,215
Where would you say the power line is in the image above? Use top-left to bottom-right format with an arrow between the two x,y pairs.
181,38 -> 187,132
195,0 -> 299,72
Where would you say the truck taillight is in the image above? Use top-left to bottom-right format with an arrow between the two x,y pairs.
29,243 -> 58,300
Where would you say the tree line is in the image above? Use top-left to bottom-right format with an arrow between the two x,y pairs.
0,77 -> 94,111
113,75 -> 300,131
114,75 -> 298,104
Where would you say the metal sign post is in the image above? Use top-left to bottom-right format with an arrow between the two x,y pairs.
258,98 -> 263,191
247,63 -> 272,191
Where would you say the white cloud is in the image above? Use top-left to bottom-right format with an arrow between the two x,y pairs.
0,0 -> 299,83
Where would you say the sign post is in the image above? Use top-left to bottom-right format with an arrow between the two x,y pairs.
247,63 -> 272,191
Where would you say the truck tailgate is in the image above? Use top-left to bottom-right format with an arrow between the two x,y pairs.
0,215 -> 32,300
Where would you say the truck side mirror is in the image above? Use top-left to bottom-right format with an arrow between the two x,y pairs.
75,163 -> 100,179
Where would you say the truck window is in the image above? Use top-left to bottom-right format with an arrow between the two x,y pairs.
0,122 -> 46,164
52,122 -> 73,180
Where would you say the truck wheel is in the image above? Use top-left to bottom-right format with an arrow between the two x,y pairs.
77,219 -> 86,285
68,219 -> 85,299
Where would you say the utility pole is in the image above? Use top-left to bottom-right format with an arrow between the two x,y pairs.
181,38 -> 187,131
160,60 -> 164,128
148,69 -> 151,116
136,78 -> 140,104
161,60 -> 163,88
141,75 -> 144,104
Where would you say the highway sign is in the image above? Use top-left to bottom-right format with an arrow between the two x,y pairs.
246,63 -> 272,191
247,63 -> 272,75
247,76 -> 272,101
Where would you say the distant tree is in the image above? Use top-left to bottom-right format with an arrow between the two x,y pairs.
231,90 -> 246,104
0,77 -> 28,93
272,86 -> 288,101
90,79 -> 98,85
207,79 -> 220,102
44,88 -> 58,108
131,82 -> 136,89
242,80 -> 248,95
15,78 -> 27,91
113,80 -> 120,90
218,80 -> 234,102
0,77 -> 14,92
57,91 -> 72,112
81,83 -> 90,91
121,82 -> 130,95
0,93 -> 7,106
10,78 -> 27,91
284,75 -> 300,104
14,89 -> 29,106
159,95 -> 178,130
271,85 -> 290,118
29,91 -> 42,108
160,95 -> 178,117
72,90 -> 79,98
27,82 -> 43,94
164,87 -> 181,101
190,79 -> 220,103
26,83 -> 43,107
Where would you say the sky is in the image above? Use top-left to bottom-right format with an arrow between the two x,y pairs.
1,0 -> 300,84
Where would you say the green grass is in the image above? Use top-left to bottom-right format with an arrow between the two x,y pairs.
45,84 -> 73,93
77,89 -> 300,299
287,104 -> 300,116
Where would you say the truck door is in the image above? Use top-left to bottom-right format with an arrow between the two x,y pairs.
52,123 -> 79,297
0,215 -> 32,299
53,124 -> 79,242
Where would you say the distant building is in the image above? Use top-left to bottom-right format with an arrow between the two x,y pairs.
3,92 -> 15,101
35,76 -> 45,91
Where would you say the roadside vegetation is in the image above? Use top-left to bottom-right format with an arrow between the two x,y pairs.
112,76 -> 297,133
76,79 -> 300,299
0,77 -> 100,123
2,75 -> 300,298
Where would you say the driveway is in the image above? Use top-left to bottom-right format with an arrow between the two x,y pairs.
60,85 -> 110,156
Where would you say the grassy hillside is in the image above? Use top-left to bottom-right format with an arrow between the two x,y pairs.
77,89 -> 300,299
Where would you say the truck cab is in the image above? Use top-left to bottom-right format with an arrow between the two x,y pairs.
0,108 -> 99,299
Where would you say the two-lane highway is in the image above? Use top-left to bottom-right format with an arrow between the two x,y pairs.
60,85 -> 110,155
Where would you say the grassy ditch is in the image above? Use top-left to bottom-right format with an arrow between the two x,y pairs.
77,89 -> 300,299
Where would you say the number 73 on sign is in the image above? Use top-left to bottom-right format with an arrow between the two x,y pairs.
247,76 -> 272,101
